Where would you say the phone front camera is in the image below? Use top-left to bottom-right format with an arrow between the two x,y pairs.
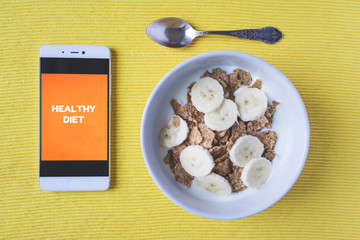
82,51 -> 85,54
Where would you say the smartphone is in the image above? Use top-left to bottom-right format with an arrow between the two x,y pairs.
39,45 -> 111,191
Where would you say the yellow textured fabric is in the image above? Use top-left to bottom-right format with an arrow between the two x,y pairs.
0,0 -> 359,239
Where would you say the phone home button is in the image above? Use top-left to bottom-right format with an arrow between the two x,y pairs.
67,178 -> 86,190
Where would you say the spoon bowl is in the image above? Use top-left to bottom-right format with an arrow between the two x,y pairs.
146,17 -> 283,48
146,18 -> 196,48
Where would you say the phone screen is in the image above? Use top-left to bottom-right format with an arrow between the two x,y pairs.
40,58 -> 110,176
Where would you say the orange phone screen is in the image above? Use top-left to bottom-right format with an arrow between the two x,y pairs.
41,73 -> 108,161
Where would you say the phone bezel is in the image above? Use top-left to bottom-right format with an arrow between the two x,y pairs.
39,45 -> 111,191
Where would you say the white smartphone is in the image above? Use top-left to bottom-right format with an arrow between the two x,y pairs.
39,45 -> 111,191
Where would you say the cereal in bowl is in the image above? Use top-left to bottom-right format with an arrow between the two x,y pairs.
159,68 -> 279,195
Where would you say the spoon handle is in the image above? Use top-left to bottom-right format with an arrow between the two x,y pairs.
197,27 -> 283,44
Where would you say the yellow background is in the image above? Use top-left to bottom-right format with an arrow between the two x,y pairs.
0,0 -> 359,239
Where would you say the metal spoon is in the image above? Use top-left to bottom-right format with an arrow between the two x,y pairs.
146,17 -> 283,48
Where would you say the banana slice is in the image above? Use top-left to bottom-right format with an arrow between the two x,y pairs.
180,145 -> 215,177
159,115 -> 189,148
191,77 -> 224,113
229,135 -> 264,167
196,173 -> 232,196
235,88 -> 268,121
204,99 -> 238,131
241,157 -> 272,188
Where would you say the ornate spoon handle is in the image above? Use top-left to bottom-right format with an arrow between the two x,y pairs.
197,27 -> 283,44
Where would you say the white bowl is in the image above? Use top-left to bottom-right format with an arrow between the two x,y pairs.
140,51 -> 310,220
